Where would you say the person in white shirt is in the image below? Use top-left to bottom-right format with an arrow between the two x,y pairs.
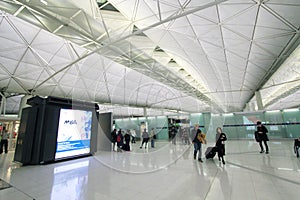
140,129 -> 149,149
131,129 -> 136,143
150,128 -> 156,148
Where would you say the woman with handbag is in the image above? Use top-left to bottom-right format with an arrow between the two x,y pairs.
216,127 -> 227,165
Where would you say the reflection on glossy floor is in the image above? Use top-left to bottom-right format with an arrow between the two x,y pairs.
0,140 -> 300,200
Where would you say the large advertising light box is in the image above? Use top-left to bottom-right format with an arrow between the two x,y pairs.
55,109 -> 92,160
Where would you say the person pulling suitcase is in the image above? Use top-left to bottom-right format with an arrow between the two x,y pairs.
216,127 -> 227,165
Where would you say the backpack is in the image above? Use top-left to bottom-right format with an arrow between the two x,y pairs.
117,134 -> 121,143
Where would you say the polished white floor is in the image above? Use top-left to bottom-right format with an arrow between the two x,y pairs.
0,140 -> 300,200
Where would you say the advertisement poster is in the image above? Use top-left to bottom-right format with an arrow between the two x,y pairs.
55,109 -> 92,160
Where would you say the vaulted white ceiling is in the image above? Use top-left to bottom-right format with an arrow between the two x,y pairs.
0,0 -> 299,115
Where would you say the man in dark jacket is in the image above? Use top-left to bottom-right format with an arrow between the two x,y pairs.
191,124 -> 203,162
0,127 -> 9,154
255,121 -> 269,154
123,129 -> 131,151
111,129 -> 117,151
294,137 -> 300,158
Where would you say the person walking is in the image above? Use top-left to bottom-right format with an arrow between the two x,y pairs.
294,137 -> 300,158
111,129 -> 117,151
182,128 -> 189,145
150,128 -> 156,148
255,121 -> 269,154
0,127 -> 9,154
191,124 -> 204,162
140,128 -> 149,149
131,129 -> 136,143
124,129 -> 131,151
116,129 -> 124,152
216,127 -> 227,165
170,126 -> 177,145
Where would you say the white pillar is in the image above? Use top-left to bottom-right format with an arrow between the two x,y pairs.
0,93 -> 6,116
255,91 -> 264,110
244,103 -> 250,112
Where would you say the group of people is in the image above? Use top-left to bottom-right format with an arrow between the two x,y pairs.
111,129 -> 132,152
191,121 -> 275,165
110,121 -> 300,159
140,128 -> 156,149
111,128 -> 157,152
191,124 -> 227,164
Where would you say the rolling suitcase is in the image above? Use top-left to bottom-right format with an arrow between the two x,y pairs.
205,146 -> 217,159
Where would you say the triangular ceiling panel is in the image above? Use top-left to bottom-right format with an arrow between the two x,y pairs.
221,5 -> 257,39
245,62 -> 265,78
254,25 -> 293,41
42,5 -> 81,19
31,31 -> 65,51
219,2 -> 256,21
153,0 -> 177,16
30,12 -> 62,33
201,43 -> 224,59
14,62 -> 43,78
0,1 -> 300,114
201,27 -> 224,47
169,17 -> 196,38
224,41 -> 251,56
250,44 -> 276,59
256,35 -> 293,56
227,51 -> 247,68
20,49 -> 43,66
68,70 -> 90,86
255,6 -> 293,38
6,78 -> 27,93
79,90 -> 91,101
33,48 -> 59,67
0,56 -> 19,74
0,47 -> 28,62
108,24 -> 132,40
195,5 -> 219,23
14,77 -> 37,89
0,38 -> 25,52
0,17 -> 25,44
0,77 -> 10,87
36,69 -> 54,82
186,14 -> 217,36
16,7 -> 49,30
267,3 -> 300,29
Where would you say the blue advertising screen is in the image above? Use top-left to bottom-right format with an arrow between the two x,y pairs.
55,109 -> 92,160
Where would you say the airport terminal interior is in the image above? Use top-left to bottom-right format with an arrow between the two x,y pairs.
0,0 -> 300,200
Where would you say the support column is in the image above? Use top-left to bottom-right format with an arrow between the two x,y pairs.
245,102 -> 255,111
255,91 -> 264,110
143,107 -> 147,117
0,93 -> 6,116
244,103 -> 250,112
